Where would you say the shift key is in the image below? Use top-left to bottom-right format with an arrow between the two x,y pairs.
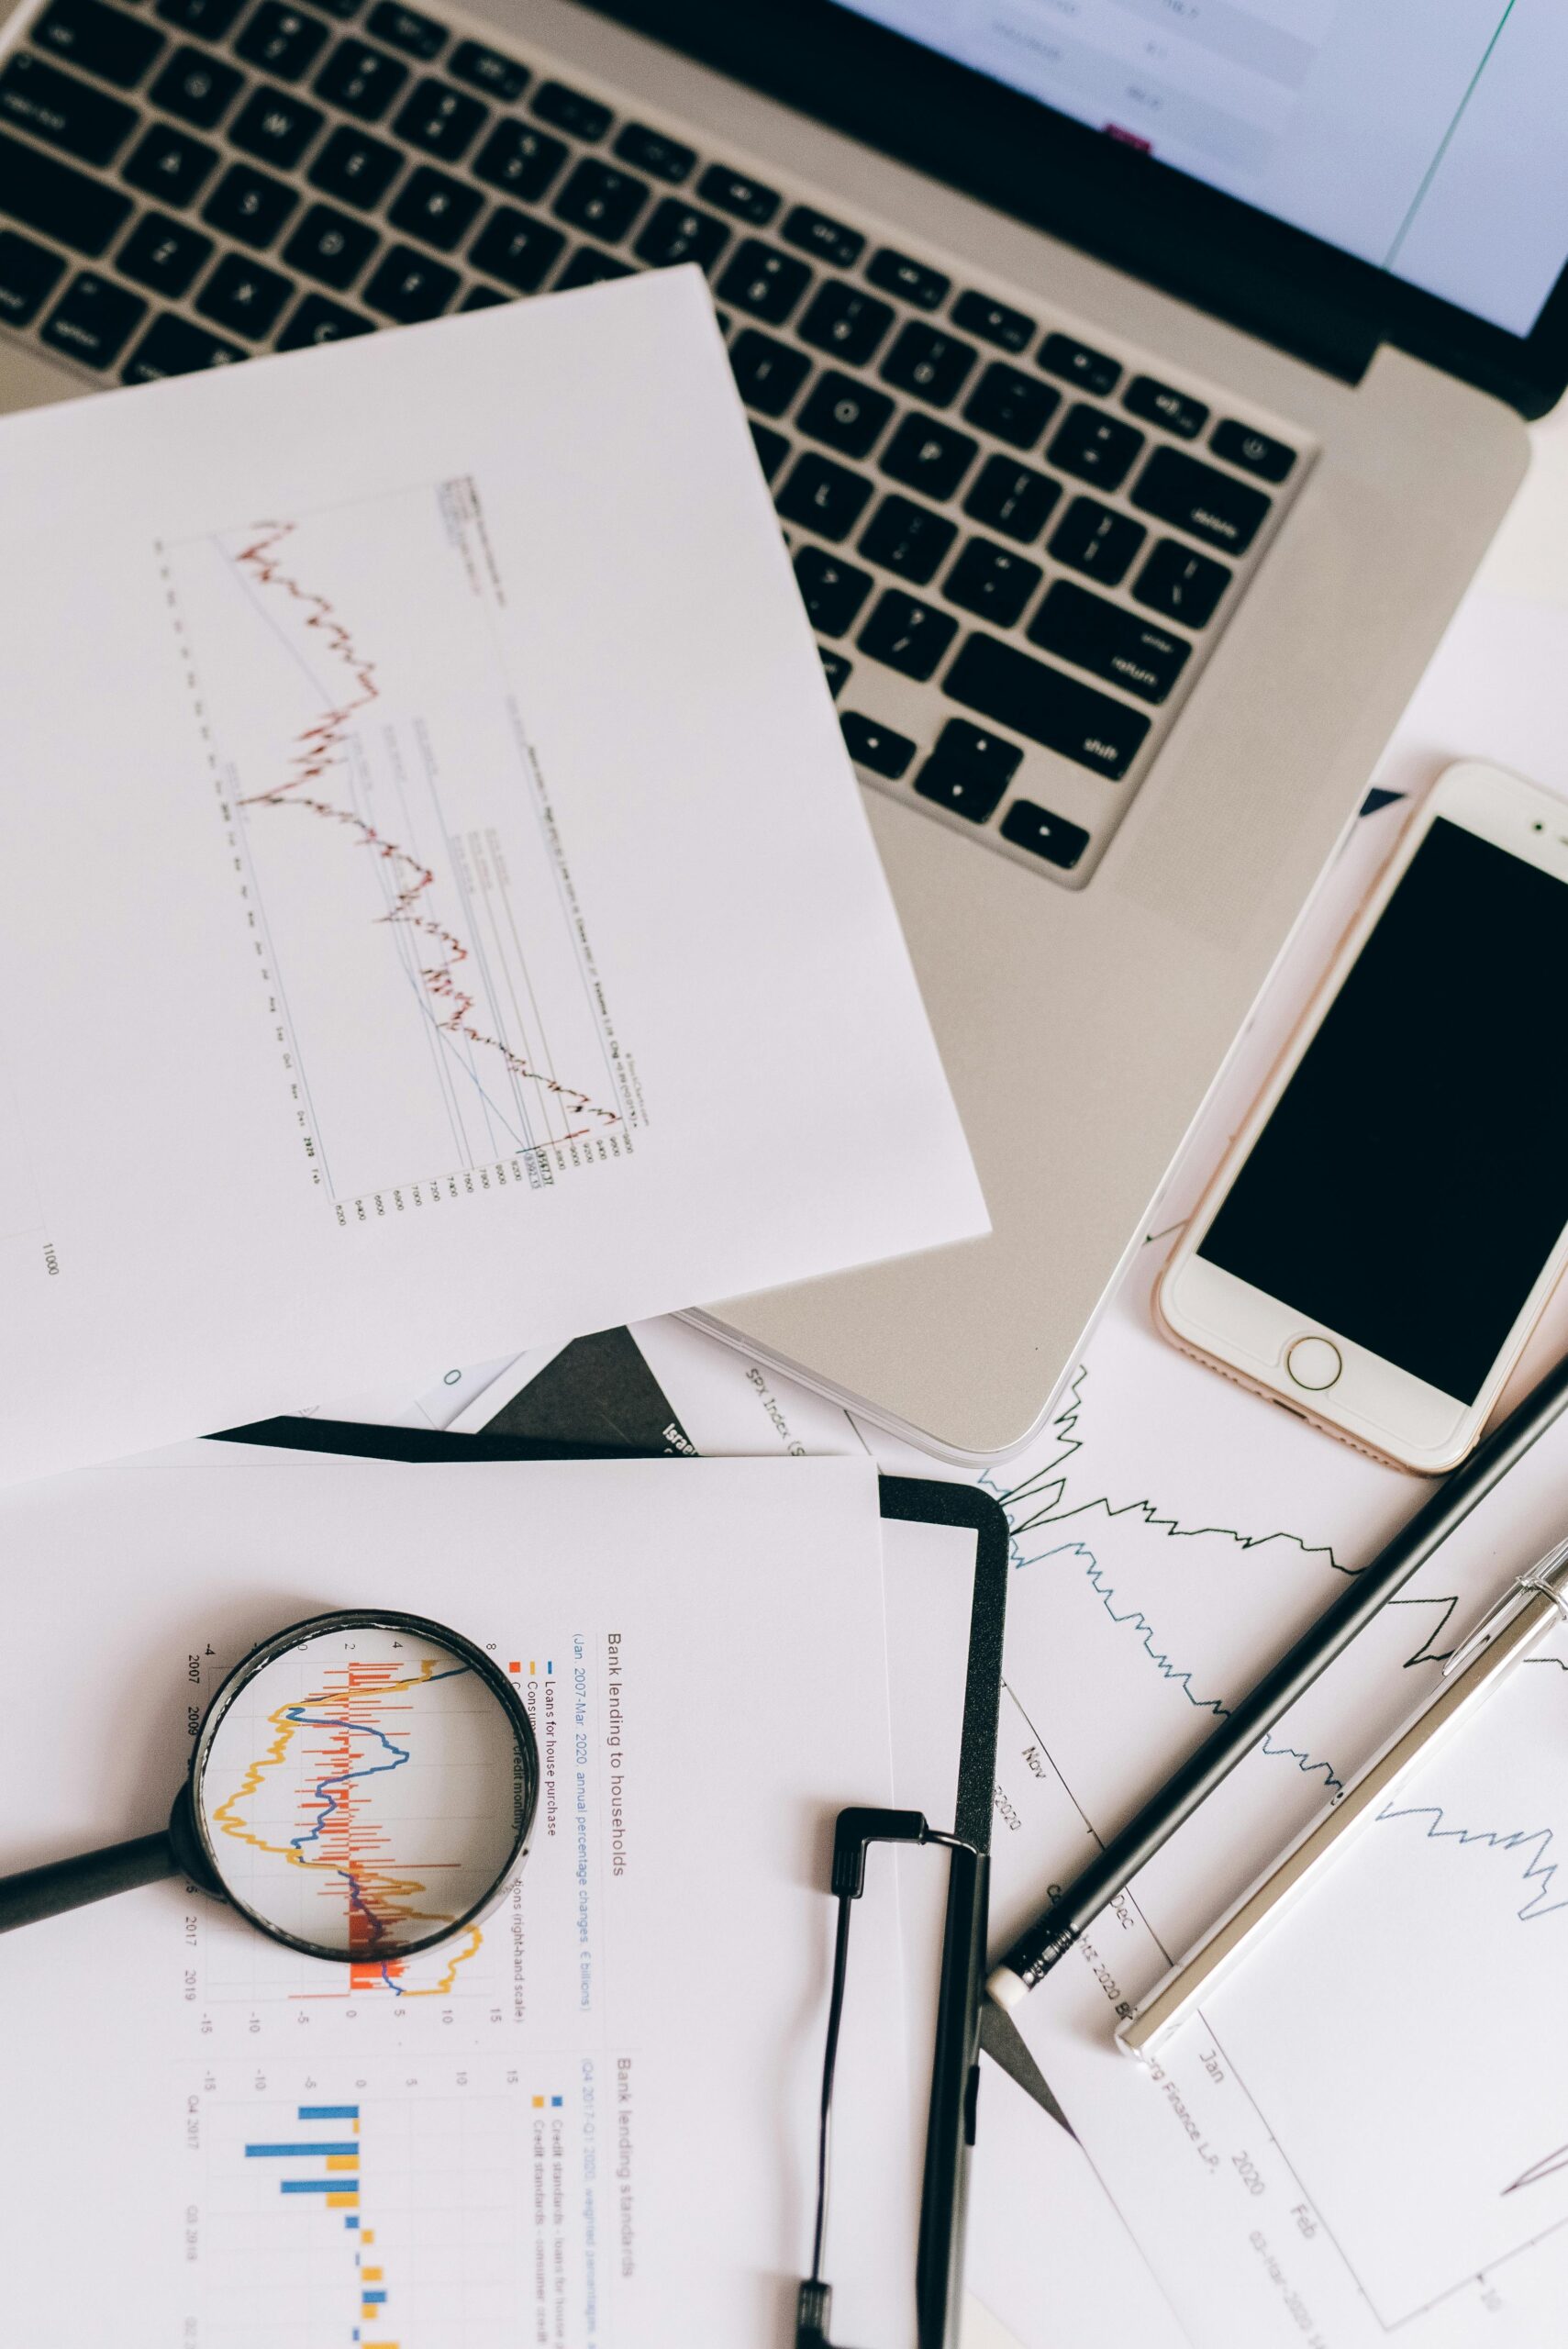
0,125 -> 131,251
944,632 -> 1151,779
0,50 -> 136,166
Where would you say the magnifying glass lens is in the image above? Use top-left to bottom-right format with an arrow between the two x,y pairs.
196,1620 -> 529,1959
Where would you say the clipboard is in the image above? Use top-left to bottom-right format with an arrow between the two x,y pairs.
217,1416 -> 1008,2349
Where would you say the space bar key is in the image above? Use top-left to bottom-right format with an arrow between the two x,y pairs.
944,632 -> 1151,782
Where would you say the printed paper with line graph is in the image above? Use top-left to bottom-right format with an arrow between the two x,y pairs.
0,269 -> 984,1486
163,478 -> 636,1210
974,1234 -> 1568,2345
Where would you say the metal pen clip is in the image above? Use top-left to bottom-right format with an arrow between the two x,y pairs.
1442,1537 -> 1568,1679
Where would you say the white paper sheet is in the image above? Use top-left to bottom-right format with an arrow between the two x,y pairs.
0,266 -> 983,1485
0,1450 -> 929,2348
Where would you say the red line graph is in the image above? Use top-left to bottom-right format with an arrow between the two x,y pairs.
231,519 -> 619,1143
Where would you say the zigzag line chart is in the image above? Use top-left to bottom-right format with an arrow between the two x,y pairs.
161,476 -> 635,1211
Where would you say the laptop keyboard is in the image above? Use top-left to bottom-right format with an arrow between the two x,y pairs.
0,0 -> 1311,888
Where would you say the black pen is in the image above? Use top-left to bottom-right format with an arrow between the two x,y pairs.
986,1343 -> 1568,2014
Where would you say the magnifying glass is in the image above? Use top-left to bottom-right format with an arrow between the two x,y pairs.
0,1610 -> 539,1961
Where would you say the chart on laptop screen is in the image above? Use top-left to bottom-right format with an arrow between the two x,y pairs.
160,477 -> 638,1221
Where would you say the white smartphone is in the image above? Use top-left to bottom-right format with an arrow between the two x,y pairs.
1158,759 -> 1568,1475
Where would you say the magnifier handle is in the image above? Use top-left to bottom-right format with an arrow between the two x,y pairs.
0,1831 -> 177,1932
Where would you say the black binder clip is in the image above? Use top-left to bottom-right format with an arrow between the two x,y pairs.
796,1806 -> 987,2349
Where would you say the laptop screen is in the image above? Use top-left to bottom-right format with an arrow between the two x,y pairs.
838,4 -> 1568,339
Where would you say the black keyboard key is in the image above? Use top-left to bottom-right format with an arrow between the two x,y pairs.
0,124 -> 129,250
361,239 -> 454,317
1039,331 -> 1119,396
879,411 -> 977,502
749,419 -> 788,480
554,245 -> 631,289
459,281 -> 506,310
1123,374 -> 1207,439
1000,798 -> 1089,870
880,318 -> 974,407
122,118 -> 216,203
943,536 -> 1040,628
228,83 -> 325,169
1049,495 -> 1145,585
795,542 -> 872,636
1210,417 -> 1295,482
234,0 -> 328,78
40,264 -> 143,362
962,454 -> 1060,543
195,245 -> 292,334
121,306 -> 241,377
313,37 -> 406,120
819,648 -> 851,697
860,494 -> 955,586
716,238 -> 810,326
0,52 -> 135,165
932,717 -> 1021,785
952,289 -> 1032,353
914,756 -> 1006,825
307,120 -> 398,206
632,195 -> 727,271
277,284 -> 371,343
915,720 -> 1022,823
155,0 -> 242,31
203,159 -> 295,244
31,0 -> 162,88
552,156 -> 647,242
282,196 -> 374,285
1133,538 -> 1230,629
472,118 -> 564,203
1048,402 -> 1143,491
531,78 -> 608,141
365,0 -> 442,58
469,204 -> 562,293
0,226 -> 64,322
776,450 -> 873,542
728,326 -> 807,417
1029,579 -> 1188,704
784,203 -> 862,270
613,120 -> 692,184
944,633 -> 1151,777
387,160 -> 478,250
865,245 -> 946,309
116,206 -> 211,293
797,369 -> 894,461
797,278 -> 892,367
159,0 -> 243,32
859,589 -> 957,682
1132,443 -> 1270,554
697,163 -> 776,225
840,710 -> 915,779
449,37 -> 524,104
962,361 -> 1057,450
393,76 -> 485,160
150,43 -> 241,126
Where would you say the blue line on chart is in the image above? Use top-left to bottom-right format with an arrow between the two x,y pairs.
1374,1798 -> 1568,1921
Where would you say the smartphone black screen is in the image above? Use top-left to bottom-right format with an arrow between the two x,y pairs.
1198,817 -> 1568,1403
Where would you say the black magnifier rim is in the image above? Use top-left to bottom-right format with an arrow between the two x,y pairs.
188,1608 -> 539,1965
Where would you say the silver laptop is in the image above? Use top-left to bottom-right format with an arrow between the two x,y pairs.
0,0 -> 1554,1457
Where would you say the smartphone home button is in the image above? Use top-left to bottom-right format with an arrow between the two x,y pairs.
1285,1336 -> 1343,1391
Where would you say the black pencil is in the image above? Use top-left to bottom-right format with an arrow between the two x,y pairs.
987,1345 -> 1568,2009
